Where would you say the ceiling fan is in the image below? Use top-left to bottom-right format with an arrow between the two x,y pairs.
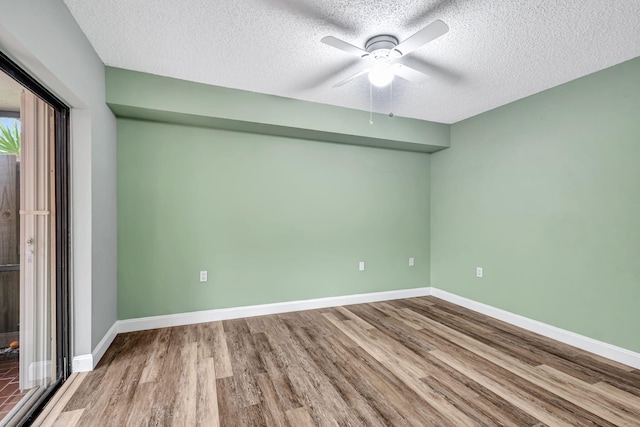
321,20 -> 449,88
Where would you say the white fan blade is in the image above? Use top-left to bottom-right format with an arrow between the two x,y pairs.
332,67 -> 371,87
322,36 -> 370,57
393,20 -> 449,56
392,63 -> 429,83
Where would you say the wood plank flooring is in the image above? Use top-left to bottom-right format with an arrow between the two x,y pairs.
33,297 -> 640,426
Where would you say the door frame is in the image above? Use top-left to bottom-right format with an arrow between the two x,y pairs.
0,50 -> 70,424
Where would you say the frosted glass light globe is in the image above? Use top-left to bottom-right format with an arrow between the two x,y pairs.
368,62 -> 395,87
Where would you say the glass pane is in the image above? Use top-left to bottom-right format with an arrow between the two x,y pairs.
0,72 -> 60,424
0,82 -> 24,422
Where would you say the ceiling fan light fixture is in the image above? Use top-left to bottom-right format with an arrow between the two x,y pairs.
322,20 -> 449,89
368,62 -> 395,87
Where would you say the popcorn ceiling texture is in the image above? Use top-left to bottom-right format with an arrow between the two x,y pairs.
63,0 -> 640,124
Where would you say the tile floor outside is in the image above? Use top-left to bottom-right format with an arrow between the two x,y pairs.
0,359 -> 27,420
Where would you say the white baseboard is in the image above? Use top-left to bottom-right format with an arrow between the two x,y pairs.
118,287 -> 431,334
430,287 -> 640,370
92,322 -> 119,367
72,286 -> 640,372
72,321 -> 118,373
72,287 -> 430,371
71,354 -> 93,373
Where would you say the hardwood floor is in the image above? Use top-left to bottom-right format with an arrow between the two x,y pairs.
34,297 -> 640,426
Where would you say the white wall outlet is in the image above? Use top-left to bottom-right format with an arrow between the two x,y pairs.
476,267 -> 483,278
200,271 -> 208,282
409,257 -> 415,267
359,261 -> 365,271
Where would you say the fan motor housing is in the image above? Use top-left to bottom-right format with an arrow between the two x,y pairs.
365,35 -> 400,58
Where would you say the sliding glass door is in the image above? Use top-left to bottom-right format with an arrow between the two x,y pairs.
0,51 -> 69,426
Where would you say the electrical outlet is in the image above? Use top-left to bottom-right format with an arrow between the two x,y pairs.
200,271 -> 208,282
409,257 -> 415,267
476,267 -> 483,278
359,261 -> 365,271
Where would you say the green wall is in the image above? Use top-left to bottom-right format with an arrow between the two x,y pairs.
115,57 -> 640,355
431,57 -> 640,352
106,67 -> 450,153
118,119 -> 430,319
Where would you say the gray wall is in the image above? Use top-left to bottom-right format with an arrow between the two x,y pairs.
0,0 -> 117,356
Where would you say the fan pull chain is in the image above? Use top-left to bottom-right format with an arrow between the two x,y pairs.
389,79 -> 394,117
369,81 -> 373,125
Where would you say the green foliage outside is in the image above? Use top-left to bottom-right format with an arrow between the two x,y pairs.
0,121 -> 20,156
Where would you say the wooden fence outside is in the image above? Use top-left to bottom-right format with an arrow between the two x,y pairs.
0,154 -> 20,342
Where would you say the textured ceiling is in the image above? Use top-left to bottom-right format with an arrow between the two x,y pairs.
63,0 -> 640,124
0,71 -> 21,112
